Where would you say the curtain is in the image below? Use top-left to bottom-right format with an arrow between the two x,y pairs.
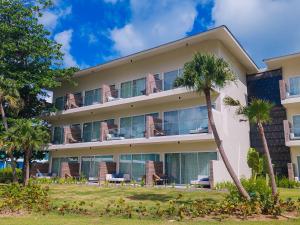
293,115 -> 300,137
120,117 -> 132,138
92,121 -> 101,141
165,153 -> 180,184
181,153 -> 198,184
53,127 -> 63,144
132,115 -> 145,138
290,77 -> 300,96
198,152 -> 217,176
164,70 -> 179,91
81,157 -> 91,178
164,111 -> 179,135
133,78 -> 146,96
121,81 -> 132,98
83,123 -> 92,142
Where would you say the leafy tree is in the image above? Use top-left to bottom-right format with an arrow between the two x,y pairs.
175,53 -> 250,200
7,119 -> 50,185
0,0 -> 78,175
247,148 -> 263,180
224,97 -> 277,196
0,77 -> 22,182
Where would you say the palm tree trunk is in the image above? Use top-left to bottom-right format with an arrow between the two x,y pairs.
23,150 -> 30,186
0,101 -> 18,182
204,89 -> 250,200
257,123 -> 277,196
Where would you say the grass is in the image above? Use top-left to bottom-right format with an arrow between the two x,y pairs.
1,184 -> 300,225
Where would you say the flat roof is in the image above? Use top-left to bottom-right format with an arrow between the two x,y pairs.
264,52 -> 300,63
74,25 -> 259,78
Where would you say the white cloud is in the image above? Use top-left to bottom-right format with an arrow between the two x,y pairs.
39,5 -> 72,31
54,29 -> 78,67
110,0 -> 199,56
212,0 -> 300,66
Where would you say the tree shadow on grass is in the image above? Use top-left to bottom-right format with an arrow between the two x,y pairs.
127,193 -> 174,202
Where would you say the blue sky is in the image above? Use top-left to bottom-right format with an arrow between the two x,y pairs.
40,0 -> 300,69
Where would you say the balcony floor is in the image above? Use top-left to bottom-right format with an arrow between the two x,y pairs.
48,133 -> 214,151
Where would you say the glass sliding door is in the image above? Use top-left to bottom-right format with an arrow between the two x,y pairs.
132,115 -> 145,138
164,69 -> 181,91
165,153 -> 180,184
289,77 -> 300,96
53,127 -> 64,144
83,123 -> 92,142
133,78 -> 146,96
121,81 -> 132,98
81,157 -> 91,179
84,88 -> 101,106
120,154 -> 160,181
165,152 -> 217,184
120,117 -> 132,138
51,158 -> 60,176
164,110 -> 179,135
55,96 -> 65,110
81,155 -> 113,179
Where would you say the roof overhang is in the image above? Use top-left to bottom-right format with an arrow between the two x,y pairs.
264,52 -> 300,69
74,25 -> 259,78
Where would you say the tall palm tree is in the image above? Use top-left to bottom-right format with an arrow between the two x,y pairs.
175,53 -> 250,200
224,97 -> 277,196
0,77 -> 22,182
9,119 -> 49,185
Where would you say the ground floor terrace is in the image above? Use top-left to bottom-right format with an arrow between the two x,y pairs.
48,141 -> 247,186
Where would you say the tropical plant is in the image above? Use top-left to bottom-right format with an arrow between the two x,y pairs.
0,77 -> 22,182
7,119 -> 50,185
247,148 -> 264,179
174,52 -> 250,200
224,97 -> 277,197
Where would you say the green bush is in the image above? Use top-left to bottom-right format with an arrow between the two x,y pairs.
0,167 -> 23,183
276,177 -> 300,188
29,177 -> 88,185
0,182 -> 50,213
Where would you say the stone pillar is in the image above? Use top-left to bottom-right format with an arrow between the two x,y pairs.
283,120 -> 290,143
60,162 -> 80,178
145,161 -> 163,186
100,121 -> 108,141
99,161 -> 116,182
145,115 -> 154,138
279,80 -> 287,100
209,160 -> 214,188
102,84 -> 111,103
146,74 -> 155,95
287,163 -> 295,181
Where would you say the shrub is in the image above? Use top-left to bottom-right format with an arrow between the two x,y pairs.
276,177 -> 300,189
0,167 -> 23,183
0,182 -> 50,213
29,177 -> 88,185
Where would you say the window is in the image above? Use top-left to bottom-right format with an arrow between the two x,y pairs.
289,77 -> 300,96
163,69 -> 182,91
119,154 -> 160,181
51,157 -> 78,176
120,113 -> 159,139
84,88 -> 101,106
55,96 -> 65,110
121,78 -> 146,98
53,127 -> 64,144
293,115 -> 300,137
83,121 -> 101,142
165,152 -> 217,184
164,106 -> 208,136
81,155 -> 113,179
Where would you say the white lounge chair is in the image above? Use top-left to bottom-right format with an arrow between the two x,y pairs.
190,175 -> 210,186
106,173 -> 130,183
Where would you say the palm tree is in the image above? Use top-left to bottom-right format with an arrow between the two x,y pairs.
0,77 -> 22,182
224,97 -> 277,196
9,119 -> 50,185
175,53 -> 250,200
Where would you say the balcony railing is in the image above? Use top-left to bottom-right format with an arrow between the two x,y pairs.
53,74 -> 179,112
52,116 -> 211,145
283,120 -> 300,142
279,79 -> 300,100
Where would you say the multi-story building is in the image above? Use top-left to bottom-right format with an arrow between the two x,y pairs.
46,25 -> 300,185
263,52 -> 300,180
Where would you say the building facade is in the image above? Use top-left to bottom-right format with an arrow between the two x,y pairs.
46,26 -> 300,184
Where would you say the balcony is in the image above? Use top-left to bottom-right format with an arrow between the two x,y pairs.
47,74 -> 220,121
48,116 -> 214,151
283,120 -> 300,146
279,80 -> 300,106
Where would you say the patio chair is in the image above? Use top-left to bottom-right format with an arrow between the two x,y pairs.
153,173 -> 168,185
190,175 -> 210,187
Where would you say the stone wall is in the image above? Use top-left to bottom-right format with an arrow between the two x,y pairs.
247,69 -> 290,176
60,162 -> 80,178
145,161 -> 163,185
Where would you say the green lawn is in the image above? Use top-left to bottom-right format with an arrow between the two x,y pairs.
1,184 -> 300,225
